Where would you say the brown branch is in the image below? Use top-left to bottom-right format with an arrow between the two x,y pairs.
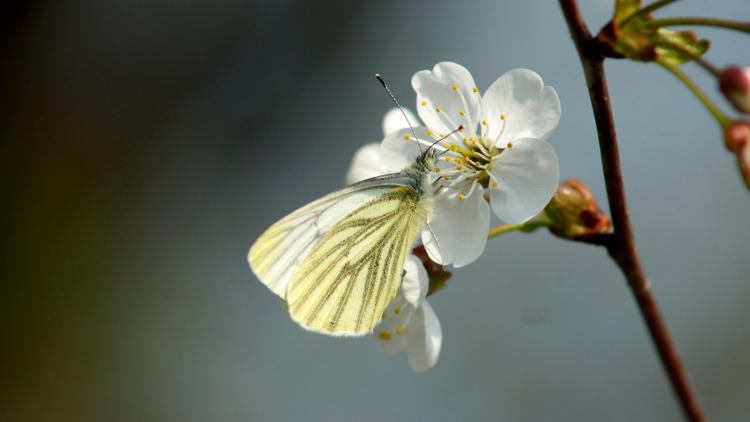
559,1 -> 706,421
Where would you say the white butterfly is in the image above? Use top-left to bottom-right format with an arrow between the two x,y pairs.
248,148 -> 440,336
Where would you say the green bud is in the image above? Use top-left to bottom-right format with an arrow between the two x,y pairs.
542,179 -> 612,240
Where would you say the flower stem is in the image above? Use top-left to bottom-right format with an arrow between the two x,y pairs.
622,0 -> 679,26
658,60 -> 730,128
487,220 -> 550,239
646,17 -> 750,34
559,1 -> 705,421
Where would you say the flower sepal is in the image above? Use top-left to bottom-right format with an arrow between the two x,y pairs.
597,0 -> 710,65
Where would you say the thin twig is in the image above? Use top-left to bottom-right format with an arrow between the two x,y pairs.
559,1 -> 705,421
621,0 -> 679,26
646,17 -> 750,34
659,60 -> 729,127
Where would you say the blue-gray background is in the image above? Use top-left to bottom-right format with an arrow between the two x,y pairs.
3,1 -> 749,421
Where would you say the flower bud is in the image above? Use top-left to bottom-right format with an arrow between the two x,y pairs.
542,179 -> 612,240
719,66 -> 750,114
411,245 -> 452,296
738,143 -> 750,189
723,122 -> 750,189
724,120 -> 750,153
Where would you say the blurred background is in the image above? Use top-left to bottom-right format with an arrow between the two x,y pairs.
2,1 -> 749,421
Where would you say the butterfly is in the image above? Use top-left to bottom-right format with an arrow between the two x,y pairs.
248,147 -> 440,336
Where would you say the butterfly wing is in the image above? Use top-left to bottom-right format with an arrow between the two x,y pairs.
286,185 -> 425,336
249,175 -> 405,297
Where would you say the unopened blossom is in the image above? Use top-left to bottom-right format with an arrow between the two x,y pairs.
375,255 -> 442,372
376,62 -> 561,267
542,179 -> 612,240
719,65 -> 750,115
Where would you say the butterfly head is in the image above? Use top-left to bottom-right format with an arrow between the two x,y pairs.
415,149 -> 438,174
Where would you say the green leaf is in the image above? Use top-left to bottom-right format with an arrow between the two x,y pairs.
654,29 -> 710,65
614,0 -> 643,24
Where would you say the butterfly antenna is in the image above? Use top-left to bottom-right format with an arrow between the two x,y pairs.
427,125 -> 463,154
375,74 -> 422,154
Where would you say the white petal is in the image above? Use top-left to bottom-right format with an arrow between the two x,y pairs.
345,143 -> 384,185
377,297 -> 411,354
480,69 -> 560,144
382,107 -> 420,137
488,138 -> 559,224
421,183 -> 490,267
406,301 -> 442,372
412,62 -> 481,138
401,254 -> 428,307
379,126 -> 432,173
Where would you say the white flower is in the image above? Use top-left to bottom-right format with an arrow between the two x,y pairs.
375,254 -> 442,372
348,62 -> 561,268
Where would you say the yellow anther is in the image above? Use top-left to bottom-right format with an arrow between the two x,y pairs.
458,193 -> 465,200
463,137 -> 469,143
439,133 -> 445,137
421,100 -> 427,106
472,87 -> 479,93
492,181 -> 498,188
459,110 -> 465,116
452,84 -> 459,91
506,142 -> 513,148
482,119 -> 488,126
435,106 -> 441,112
455,157 -> 463,164
396,325 -> 406,335
394,306 -> 401,315
449,144 -> 457,152
445,156 -> 452,162
500,113 -> 506,120
435,167 -> 441,173
426,130 -> 433,136
458,126 -> 464,132
456,165 -> 464,171
378,331 -> 392,341
404,134 -> 411,140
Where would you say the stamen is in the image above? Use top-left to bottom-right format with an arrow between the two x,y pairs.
421,100 -> 427,106
404,134 -> 411,141
452,84 -> 459,91
426,130 -> 433,136
500,113 -> 506,120
506,142 -> 513,148
458,193 -> 465,200
396,325 -> 406,335
394,306 -> 401,314
378,331 -> 392,341
435,106 -> 441,113
459,110 -> 465,116
472,87 -> 479,93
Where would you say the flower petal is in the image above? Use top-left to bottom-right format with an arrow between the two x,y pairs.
401,254 -> 428,307
488,138 -> 559,224
382,107 -> 420,137
406,301 -> 442,372
480,69 -> 560,145
379,126 -> 432,173
421,182 -> 490,267
345,143 -> 384,185
377,297 -> 411,354
412,62 -> 481,138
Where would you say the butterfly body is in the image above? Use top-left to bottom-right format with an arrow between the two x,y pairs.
249,151 -> 437,336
